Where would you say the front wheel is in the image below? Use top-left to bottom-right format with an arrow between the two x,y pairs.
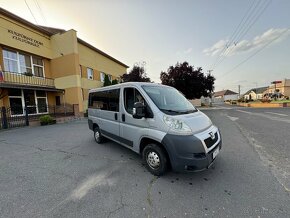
94,127 -> 104,144
142,144 -> 168,176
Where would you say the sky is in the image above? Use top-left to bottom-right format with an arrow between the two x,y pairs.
1,0 -> 290,94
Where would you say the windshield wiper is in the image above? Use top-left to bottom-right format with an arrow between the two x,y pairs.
160,109 -> 184,114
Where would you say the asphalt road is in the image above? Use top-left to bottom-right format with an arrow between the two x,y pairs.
0,108 -> 289,218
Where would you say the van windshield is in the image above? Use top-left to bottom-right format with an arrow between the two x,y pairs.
142,85 -> 197,115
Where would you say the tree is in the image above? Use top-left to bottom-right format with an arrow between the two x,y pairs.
111,79 -> 118,85
121,65 -> 151,82
160,62 -> 215,99
103,74 -> 112,86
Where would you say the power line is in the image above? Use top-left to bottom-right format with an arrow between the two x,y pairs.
211,0 -> 272,71
33,0 -> 47,25
221,0 -> 272,59
219,28 -> 289,78
209,0 -> 260,70
24,0 -> 38,24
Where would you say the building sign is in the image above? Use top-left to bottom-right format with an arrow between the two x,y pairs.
7,29 -> 43,48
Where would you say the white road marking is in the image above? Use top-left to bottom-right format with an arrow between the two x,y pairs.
236,110 -> 253,115
265,112 -> 288,117
227,116 -> 239,121
236,109 -> 290,124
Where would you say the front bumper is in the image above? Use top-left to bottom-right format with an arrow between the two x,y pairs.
161,127 -> 222,172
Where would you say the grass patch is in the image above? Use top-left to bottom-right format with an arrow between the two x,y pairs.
270,100 -> 290,103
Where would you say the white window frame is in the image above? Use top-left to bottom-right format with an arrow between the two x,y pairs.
8,89 -> 48,116
2,49 -> 45,77
100,72 -> 105,82
3,50 -> 18,73
35,91 -> 48,114
18,53 -> 32,75
108,74 -> 112,82
8,90 -> 25,116
32,56 -> 45,78
87,68 -> 93,80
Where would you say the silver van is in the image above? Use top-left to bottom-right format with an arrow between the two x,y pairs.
88,82 -> 221,175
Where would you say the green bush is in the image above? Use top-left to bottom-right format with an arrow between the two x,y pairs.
39,115 -> 54,125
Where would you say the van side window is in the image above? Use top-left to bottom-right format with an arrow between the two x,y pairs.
107,89 -> 120,112
124,88 -> 144,114
88,89 -> 120,112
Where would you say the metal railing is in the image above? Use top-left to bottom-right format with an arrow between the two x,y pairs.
1,104 -> 76,129
28,104 -> 75,120
0,71 -> 55,87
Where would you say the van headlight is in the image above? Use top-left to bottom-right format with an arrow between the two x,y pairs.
163,115 -> 192,135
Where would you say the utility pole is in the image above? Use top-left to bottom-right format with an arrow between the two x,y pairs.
207,70 -> 213,74
238,85 -> 241,99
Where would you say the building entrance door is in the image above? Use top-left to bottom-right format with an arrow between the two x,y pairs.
23,90 -> 37,114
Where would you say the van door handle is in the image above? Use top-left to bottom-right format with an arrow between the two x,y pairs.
114,113 -> 118,120
122,114 -> 125,122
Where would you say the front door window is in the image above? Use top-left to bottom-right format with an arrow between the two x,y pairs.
124,88 -> 145,115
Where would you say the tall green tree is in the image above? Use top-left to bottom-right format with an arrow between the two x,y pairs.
103,74 -> 112,86
160,62 -> 215,99
121,65 -> 151,82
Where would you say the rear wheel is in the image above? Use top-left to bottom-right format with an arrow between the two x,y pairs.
94,127 -> 104,144
142,143 -> 168,176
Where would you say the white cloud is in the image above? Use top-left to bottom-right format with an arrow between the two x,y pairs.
203,39 -> 228,57
203,28 -> 290,57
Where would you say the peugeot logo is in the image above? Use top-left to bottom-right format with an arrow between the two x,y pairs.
209,132 -> 215,140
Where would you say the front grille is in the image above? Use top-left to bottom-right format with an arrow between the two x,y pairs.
204,132 -> 218,148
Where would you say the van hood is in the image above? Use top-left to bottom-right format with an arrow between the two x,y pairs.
179,111 -> 212,134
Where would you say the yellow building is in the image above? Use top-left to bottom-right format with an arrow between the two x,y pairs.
263,79 -> 290,98
0,7 -> 128,117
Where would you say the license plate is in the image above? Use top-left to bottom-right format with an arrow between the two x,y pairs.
212,147 -> 219,159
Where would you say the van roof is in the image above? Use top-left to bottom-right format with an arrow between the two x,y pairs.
88,82 -> 169,93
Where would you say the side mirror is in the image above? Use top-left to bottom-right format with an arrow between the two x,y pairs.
133,102 -> 145,119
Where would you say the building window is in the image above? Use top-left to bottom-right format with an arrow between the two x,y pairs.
7,89 -> 48,115
3,50 -> 18,73
8,89 -> 24,115
2,49 -> 45,77
100,72 -> 105,82
19,53 -> 32,74
55,96 -> 61,106
108,74 -> 112,82
87,68 -> 93,80
32,57 -> 44,77
36,91 -> 47,113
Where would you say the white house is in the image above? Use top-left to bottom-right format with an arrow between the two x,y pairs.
243,87 -> 268,100
213,90 -> 238,102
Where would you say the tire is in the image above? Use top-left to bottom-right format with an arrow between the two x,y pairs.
142,143 -> 168,176
94,127 -> 104,144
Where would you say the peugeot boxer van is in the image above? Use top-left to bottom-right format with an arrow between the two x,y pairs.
88,82 -> 221,176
